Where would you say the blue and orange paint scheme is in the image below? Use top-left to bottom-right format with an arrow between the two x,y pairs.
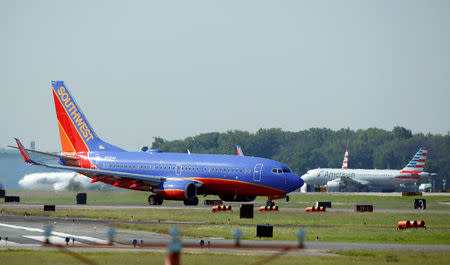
14,81 -> 303,205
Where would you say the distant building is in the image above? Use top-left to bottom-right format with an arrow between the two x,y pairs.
30,141 -> 35,151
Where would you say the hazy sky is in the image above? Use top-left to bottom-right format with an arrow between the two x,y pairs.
1,0 -> 449,151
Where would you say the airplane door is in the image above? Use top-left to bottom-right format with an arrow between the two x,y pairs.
175,164 -> 182,176
253,164 -> 263,182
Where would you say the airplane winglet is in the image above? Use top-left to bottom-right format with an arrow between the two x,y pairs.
13,138 -> 36,164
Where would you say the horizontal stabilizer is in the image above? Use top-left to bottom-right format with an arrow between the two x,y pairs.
8,145 -> 78,161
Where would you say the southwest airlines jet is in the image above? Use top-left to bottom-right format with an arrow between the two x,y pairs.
301,148 -> 430,191
13,81 -> 303,206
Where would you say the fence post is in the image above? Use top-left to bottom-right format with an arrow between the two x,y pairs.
166,227 -> 181,265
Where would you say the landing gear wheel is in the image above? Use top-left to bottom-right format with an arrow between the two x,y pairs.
286,195 -> 290,202
266,200 -> 275,207
184,197 -> 199,206
148,195 -> 163,205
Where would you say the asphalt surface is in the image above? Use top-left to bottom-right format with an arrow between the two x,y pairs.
0,213 -> 449,254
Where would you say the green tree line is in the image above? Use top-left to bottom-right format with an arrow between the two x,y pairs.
151,127 -> 450,183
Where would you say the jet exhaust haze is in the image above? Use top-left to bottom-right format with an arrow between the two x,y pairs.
18,172 -> 109,191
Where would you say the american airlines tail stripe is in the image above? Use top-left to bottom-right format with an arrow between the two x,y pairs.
401,170 -> 423,174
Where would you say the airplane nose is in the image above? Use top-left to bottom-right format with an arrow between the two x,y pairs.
301,172 -> 312,181
298,175 -> 304,188
292,173 -> 304,189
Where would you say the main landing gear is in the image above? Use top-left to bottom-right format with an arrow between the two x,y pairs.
183,197 -> 199,206
266,200 -> 276,207
148,194 -> 163,205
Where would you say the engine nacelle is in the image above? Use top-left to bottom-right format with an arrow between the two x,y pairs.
156,180 -> 197,201
219,194 -> 256,202
326,180 -> 341,192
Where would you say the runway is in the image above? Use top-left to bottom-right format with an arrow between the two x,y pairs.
0,214 -> 449,254
2,201 -> 449,214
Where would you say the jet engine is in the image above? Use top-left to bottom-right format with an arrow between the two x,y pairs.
156,180 -> 197,201
219,194 -> 257,202
326,180 -> 341,192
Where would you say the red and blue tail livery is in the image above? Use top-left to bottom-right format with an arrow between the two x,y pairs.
52,81 -> 124,153
401,147 -> 428,173
13,81 -> 303,206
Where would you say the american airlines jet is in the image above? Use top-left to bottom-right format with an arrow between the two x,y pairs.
301,148 -> 431,191
12,81 -> 303,206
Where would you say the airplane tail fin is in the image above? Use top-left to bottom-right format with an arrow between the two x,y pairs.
401,147 -> 428,173
51,81 -> 125,153
342,149 -> 348,169
236,145 -> 244,156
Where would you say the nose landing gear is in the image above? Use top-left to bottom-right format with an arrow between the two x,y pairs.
266,200 -> 275,207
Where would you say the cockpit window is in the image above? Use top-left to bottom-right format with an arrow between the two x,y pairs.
273,168 -> 292,174
282,168 -> 291,173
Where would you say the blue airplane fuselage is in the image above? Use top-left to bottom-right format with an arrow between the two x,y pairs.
84,150 -> 303,197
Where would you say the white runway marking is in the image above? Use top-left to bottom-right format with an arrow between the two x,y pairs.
23,235 -> 85,245
0,223 -> 43,233
52,231 -> 108,244
0,223 -> 106,244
